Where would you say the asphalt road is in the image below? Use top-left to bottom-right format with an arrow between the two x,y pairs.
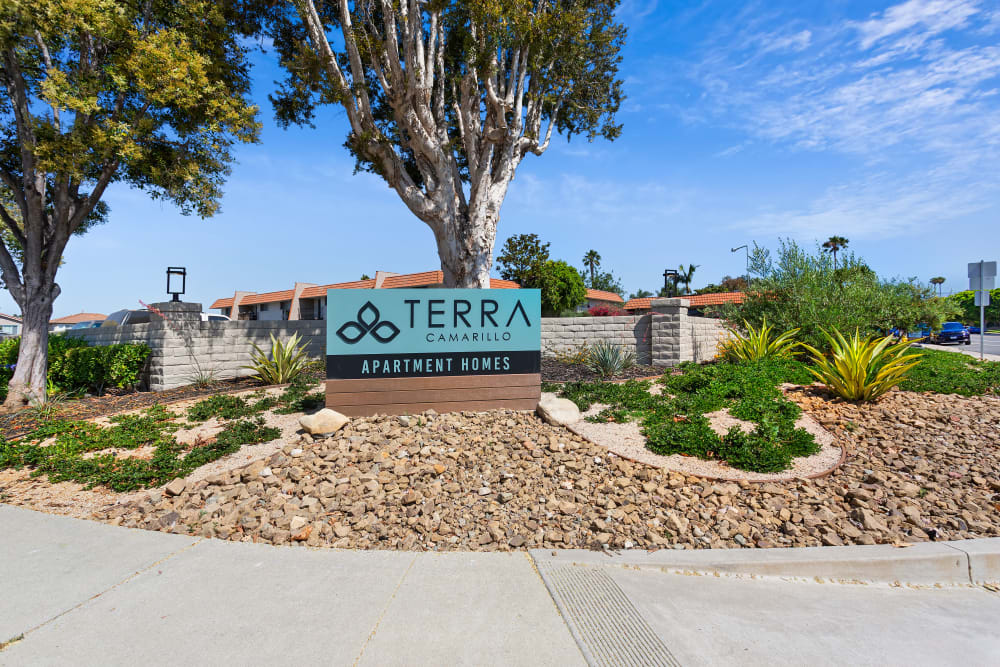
926,333 -> 1000,357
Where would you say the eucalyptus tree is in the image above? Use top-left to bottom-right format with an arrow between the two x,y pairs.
0,0 -> 260,409
269,0 -> 625,287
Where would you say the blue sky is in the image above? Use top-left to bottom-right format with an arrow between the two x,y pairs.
9,0 -> 1000,318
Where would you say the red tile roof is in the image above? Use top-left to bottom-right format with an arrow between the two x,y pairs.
213,271 -> 521,309
240,289 -> 295,306
624,292 -> 745,311
50,312 -> 106,324
585,289 -> 624,303
300,279 -> 376,299
0,312 -> 21,323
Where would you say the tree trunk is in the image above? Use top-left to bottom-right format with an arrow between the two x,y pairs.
435,210 -> 497,289
3,292 -> 53,411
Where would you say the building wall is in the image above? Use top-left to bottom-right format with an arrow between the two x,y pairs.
71,299 -> 726,392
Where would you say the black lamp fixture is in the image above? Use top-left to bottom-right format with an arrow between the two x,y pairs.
166,266 -> 187,302
662,269 -> 679,297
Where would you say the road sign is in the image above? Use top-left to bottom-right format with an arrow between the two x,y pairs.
970,276 -> 996,291
969,260 -> 995,361
968,261 -> 997,278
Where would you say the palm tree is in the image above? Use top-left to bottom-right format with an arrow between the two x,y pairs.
582,250 -> 601,284
822,236 -> 849,270
678,264 -> 698,294
930,276 -> 946,297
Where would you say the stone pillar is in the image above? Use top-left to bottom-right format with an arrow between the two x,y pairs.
650,298 -> 690,367
149,301 -> 202,323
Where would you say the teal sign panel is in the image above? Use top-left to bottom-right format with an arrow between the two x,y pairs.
326,288 -> 541,379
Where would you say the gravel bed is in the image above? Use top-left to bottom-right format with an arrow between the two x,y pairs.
83,389 -> 1000,552
541,358 -> 662,383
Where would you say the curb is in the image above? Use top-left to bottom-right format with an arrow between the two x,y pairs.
531,538 -> 1000,586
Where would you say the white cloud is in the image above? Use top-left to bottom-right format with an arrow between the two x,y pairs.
854,0 -> 980,49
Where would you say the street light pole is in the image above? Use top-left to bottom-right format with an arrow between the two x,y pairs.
731,245 -> 749,279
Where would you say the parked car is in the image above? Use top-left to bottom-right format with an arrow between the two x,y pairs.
934,321 -> 971,345
69,319 -> 104,330
102,309 -> 151,327
967,325 -> 981,334
201,313 -> 230,322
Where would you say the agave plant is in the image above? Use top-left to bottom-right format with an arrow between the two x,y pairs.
585,341 -> 636,377
802,329 -> 922,401
721,319 -> 801,362
242,333 -> 312,385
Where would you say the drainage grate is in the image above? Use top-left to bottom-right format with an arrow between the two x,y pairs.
537,562 -> 681,667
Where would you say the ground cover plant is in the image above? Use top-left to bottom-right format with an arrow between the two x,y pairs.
553,359 -> 820,473
0,381 -> 324,492
898,348 -> 1000,396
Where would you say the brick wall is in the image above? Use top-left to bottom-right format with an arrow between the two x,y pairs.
650,298 -> 728,367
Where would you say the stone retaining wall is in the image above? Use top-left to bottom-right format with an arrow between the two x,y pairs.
70,320 -> 325,392
541,315 -> 652,364
71,298 -> 727,391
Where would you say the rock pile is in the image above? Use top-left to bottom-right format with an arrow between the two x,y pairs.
93,390 -> 1000,551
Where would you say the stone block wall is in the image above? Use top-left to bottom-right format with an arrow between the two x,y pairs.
650,298 -> 728,367
541,315 -> 652,365
70,320 -> 325,391
71,298 -> 728,392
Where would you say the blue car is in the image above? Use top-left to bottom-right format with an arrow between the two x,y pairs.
935,321 -> 971,345
967,325 -> 981,334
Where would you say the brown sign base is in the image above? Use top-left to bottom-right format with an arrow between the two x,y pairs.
326,373 -> 541,417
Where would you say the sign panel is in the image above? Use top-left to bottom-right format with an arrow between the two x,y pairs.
968,261 -> 997,278
975,291 -> 991,307
326,288 -> 541,380
969,276 -> 996,292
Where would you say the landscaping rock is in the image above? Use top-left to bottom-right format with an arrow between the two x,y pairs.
86,389 -> 1000,553
299,409 -> 349,435
536,393 -> 581,426
164,479 -> 186,497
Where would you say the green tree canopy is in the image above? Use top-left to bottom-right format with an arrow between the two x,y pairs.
266,0 -> 625,287
525,260 -> 586,316
586,269 -> 624,296
496,233 -> 550,285
0,0 -> 260,407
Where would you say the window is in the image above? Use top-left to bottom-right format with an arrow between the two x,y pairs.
259,303 -> 269,312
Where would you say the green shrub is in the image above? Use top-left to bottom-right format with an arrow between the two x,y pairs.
726,239 -> 959,351
243,333 -> 311,385
0,335 -> 149,399
54,343 -> 150,394
721,319 -> 801,362
585,341 -> 636,377
802,330 -> 921,401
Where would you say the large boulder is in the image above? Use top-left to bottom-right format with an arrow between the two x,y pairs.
536,392 -> 581,426
299,408 -> 350,435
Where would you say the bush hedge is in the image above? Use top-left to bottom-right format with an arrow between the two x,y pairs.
0,335 -> 151,400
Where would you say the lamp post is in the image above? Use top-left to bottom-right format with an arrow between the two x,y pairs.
731,245 -> 749,279
166,266 -> 187,302
662,269 -> 679,298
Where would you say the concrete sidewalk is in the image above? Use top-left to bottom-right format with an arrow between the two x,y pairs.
0,505 -> 583,666
3,504 -> 1000,666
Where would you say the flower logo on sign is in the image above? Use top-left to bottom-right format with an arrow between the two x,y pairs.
336,301 -> 400,344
